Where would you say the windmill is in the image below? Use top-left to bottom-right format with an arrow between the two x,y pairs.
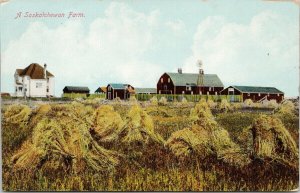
197,60 -> 204,95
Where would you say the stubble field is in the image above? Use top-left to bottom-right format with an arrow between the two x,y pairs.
1,97 -> 299,191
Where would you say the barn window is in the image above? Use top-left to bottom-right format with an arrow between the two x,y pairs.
215,92 -> 217,95
191,91 -> 193,95
186,86 -> 191,91
164,85 -> 167,90
108,86 -> 111,91
277,93 -> 279,96
268,93 -> 270,96
161,78 -> 163,83
258,93 -> 261,97
207,91 -> 209,95
182,91 -> 185,94
209,87 -> 212,91
247,93 -> 250,96
168,78 -> 170,83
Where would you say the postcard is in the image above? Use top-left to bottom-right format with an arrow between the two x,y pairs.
1,0 -> 299,191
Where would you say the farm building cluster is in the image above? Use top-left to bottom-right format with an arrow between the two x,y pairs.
12,63 -> 285,103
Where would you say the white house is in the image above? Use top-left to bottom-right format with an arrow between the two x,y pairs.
14,63 -> 55,97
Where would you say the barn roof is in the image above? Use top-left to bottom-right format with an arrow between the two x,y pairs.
166,72 -> 224,87
135,88 -> 156,94
16,63 -> 54,79
95,87 -> 107,93
63,86 -> 90,92
231,86 -> 284,94
108,83 -> 128,89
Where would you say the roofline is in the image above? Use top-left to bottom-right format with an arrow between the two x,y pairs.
222,86 -> 284,94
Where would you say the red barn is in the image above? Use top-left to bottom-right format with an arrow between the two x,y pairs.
106,83 -> 134,100
220,86 -> 284,103
157,69 -> 224,95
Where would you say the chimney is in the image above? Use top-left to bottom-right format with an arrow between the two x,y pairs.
178,68 -> 182,74
44,63 -> 47,79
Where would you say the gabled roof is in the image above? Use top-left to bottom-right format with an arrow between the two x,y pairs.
231,86 -> 284,94
135,88 -> 157,94
63,86 -> 90,92
166,72 -> 224,87
16,63 -> 54,79
108,83 -> 128,89
95,87 -> 107,93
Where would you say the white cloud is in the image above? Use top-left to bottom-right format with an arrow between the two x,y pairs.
183,11 -> 298,96
2,2 -> 164,95
165,20 -> 186,35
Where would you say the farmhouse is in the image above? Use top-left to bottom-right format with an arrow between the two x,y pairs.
95,87 -> 107,94
134,88 -> 157,94
157,68 -> 224,95
63,86 -> 90,94
106,83 -> 134,100
220,86 -> 284,103
14,63 -> 54,97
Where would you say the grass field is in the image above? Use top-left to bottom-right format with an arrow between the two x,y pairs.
1,98 -> 299,191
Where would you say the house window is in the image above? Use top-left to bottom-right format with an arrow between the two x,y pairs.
161,78 -> 163,83
168,78 -> 170,83
15,87 -> 17,92
36,82 -> 43,88
47,88 -> 49,92
18,87 -> 22,91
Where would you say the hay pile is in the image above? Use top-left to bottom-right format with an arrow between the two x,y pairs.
11,103 -> 119,173
3,104 -> 31,126
250,114 -> 298,168
150,96 -> 158,105
218,99 -> 231,112
92,105 -> 124,143
121,105 -> 165,145
166,99 -> 250,167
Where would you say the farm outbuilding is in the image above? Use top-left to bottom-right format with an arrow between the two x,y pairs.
220,86 -> 284,103
134,88 -> 157,94
63,86 -> 90,94
106,83 -> 134,100
157,69 -> 224,95
95,87 -> 107,94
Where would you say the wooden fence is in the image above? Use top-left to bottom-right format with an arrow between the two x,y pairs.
135,94 -> 242,102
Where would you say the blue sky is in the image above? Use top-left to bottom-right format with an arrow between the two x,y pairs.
1,0 -> 299,96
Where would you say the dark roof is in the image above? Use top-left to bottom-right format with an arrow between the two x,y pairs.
108,83 -> 128,89
63,86 -> 90,92
16,63 -> 54,79
95,87 -> 107,93
166,72 -> 224,87
135,88 -> 156,94
231,86 -> 284,94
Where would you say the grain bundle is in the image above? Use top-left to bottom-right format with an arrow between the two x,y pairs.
251,114 -> 298,168
121,105 -> 164,145
92,105 -> 124,143
4,104 -> 31,125
166,99 -> 250,167
11,103 -> 119,173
